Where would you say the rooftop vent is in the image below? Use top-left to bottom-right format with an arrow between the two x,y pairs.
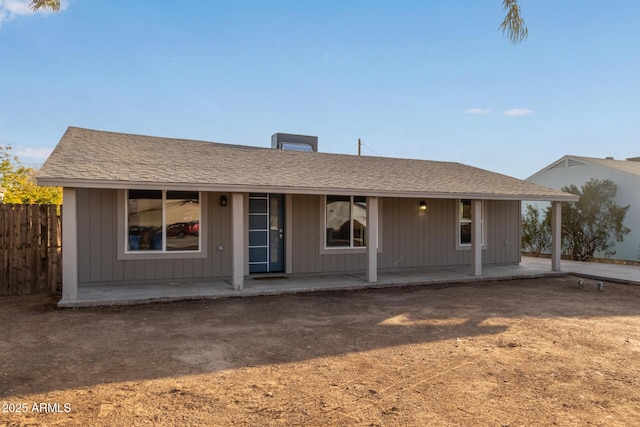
272,133 -> 318,152
605,156 -> 614,160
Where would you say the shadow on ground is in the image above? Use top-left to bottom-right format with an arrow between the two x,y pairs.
1,275 -> 637,397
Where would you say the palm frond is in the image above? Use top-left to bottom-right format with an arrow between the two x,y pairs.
30,0 -> 60,12
500,0 -> 528,44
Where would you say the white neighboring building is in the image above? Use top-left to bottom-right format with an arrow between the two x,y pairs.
526,155 -> 640,262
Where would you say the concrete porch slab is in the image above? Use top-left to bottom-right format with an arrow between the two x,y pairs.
58,262 -> 567,308
521,256 -> 640,285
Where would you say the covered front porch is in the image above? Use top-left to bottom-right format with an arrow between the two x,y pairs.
58,261 -> 567,307
59,189 -> 569,307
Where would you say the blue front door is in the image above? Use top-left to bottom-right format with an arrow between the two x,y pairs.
248,193 -> 285,273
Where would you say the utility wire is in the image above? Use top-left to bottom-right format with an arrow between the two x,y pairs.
361,142 -> 384,157
340,142 -> 359,155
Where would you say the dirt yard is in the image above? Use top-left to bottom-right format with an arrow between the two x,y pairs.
1,275 -> 639,426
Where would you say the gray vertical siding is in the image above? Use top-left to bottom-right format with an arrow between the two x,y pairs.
290,195 -> 520,274
77,188 -> 232,284
291,194 -> 367,274
379,197 -> 467,269
483,199 -> 521,264
77,190 -> 521,283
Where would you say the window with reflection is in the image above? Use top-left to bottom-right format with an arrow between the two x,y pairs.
325,195 -> 367,248
458,199 -> 483,247
127,190 -> 200,252
128,190 -> 163,251
459,199 -> 472,245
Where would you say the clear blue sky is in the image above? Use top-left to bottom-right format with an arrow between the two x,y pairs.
1,1 -> 639,179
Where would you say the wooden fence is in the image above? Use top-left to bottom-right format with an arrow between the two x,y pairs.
0,204 -> 61,296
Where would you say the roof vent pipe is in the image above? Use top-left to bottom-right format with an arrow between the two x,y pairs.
605,156 -> 614,160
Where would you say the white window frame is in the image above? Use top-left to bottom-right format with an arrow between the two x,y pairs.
320,195 -> 382,255
117,190 -> 208,260
456,199 -> 486,251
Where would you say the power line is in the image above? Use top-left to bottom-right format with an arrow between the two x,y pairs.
340,142 -> 358,155
360,141 -> 383,157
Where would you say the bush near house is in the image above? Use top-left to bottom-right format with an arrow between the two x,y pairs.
522,179 -> 631,262
1,147 -> 62,295
521,204 -> 551,257
560,179 -> 630,261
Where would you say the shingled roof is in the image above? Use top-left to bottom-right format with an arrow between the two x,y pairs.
38,127 -> 577,201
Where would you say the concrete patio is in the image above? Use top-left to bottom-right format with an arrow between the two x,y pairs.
521,256 -> 640,285
58,261 -> 569,308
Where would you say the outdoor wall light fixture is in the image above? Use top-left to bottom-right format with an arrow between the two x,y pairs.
419,200 -> 427,211
220,195 -> 228,207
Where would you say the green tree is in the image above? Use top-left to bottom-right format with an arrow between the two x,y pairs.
521,204 -> 551,256
0,146 -> 62,205
558,179 -> 630,261
31,0 -> 528,45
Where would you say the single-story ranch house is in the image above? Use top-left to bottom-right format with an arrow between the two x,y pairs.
38,127 -> 578,305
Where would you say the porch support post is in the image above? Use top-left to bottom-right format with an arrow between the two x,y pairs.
62,187 -> 78,300
231,192 -> 244,290
471,199 -> 482,277
366,196 -> 378,282
551,201 -> 562,272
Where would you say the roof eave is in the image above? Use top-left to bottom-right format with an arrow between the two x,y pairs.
36,177 -> 579,202
527,155 -> 640,181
